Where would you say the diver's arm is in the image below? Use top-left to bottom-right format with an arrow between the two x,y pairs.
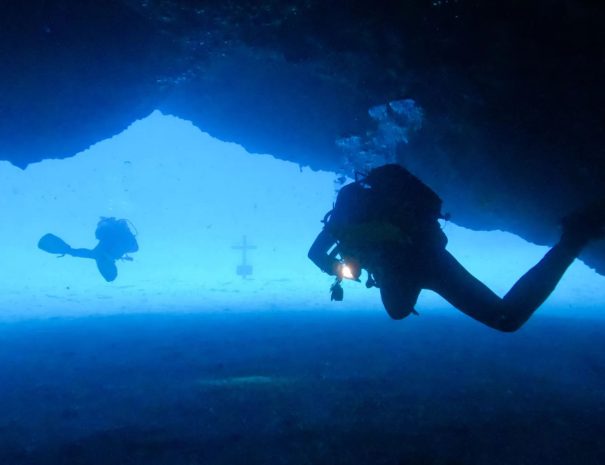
308,229 -> 340,276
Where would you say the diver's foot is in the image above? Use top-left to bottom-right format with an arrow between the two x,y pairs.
561,200 -> 605,247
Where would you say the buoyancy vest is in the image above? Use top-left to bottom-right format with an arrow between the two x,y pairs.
324,165 -> 444,270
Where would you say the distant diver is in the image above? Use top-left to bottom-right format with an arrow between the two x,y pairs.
309,163 -> 605,332
38,217 -> 138,282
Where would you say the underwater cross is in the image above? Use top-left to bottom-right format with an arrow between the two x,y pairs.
232,235 -> 257,278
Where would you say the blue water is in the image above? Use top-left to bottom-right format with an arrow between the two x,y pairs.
1,112 -> 605,464
1,111 -> 603,318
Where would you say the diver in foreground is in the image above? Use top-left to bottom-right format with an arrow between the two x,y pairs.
309,164 -> 605,332
38,217 -> 138,282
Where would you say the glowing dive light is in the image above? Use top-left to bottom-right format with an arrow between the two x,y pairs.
339,259 -> 361,281
340,263 -> 354,280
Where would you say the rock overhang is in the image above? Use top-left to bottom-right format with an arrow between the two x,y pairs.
1,0 -> 604,272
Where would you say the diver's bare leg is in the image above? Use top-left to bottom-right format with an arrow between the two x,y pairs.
426,238 -> 583,332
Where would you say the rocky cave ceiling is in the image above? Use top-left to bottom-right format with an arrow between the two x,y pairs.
1,0 -> 604,272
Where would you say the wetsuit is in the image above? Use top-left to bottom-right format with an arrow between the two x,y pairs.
309,165 -> 588,332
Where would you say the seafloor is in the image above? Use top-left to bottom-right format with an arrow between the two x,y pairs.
0,310 -> 603,465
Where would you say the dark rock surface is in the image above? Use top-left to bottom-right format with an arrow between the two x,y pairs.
1,312 -> 605,465
2,1 -> 604,272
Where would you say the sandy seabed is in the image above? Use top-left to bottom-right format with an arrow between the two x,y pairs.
0,310 -> 603,465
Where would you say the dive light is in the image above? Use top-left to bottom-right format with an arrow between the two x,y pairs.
338,259 -> 361,281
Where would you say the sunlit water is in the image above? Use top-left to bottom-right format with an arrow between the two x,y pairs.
1,110 -> 603,319
1,112 -> 604,464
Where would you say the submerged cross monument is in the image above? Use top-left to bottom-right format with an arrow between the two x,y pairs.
232,235 -> 257,279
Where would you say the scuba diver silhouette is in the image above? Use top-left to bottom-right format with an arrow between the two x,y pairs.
309,164 -> 605,332
38,217 -> 138,282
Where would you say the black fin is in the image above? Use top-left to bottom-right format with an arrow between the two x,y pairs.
96,256 -> 118,282
38,234 -> 71,254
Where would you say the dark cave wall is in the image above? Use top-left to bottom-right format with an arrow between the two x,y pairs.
0,0 -> 177,166
1,0 -> 604,272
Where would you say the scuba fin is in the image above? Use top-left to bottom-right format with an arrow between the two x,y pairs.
38,233 -> 119,282
38,233 -> 71,255
95,255 -> 118,282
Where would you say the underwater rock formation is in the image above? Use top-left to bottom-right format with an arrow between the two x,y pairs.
1,1 -> 604,272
